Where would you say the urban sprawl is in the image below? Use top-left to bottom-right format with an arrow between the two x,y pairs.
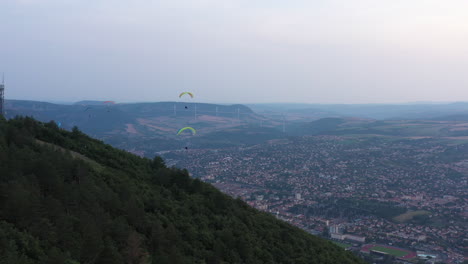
165,136 -> 467,263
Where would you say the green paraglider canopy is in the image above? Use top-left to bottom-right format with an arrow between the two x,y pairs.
177,127 -> 196,135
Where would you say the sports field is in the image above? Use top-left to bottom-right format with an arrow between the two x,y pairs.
362,244 -> 417,260
393,210 -> 430,222
371,246 -> 408,257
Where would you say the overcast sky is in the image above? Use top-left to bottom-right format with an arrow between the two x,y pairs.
1,0 -> 468,104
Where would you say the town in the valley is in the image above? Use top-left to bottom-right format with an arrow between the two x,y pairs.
162,135 -> 467,263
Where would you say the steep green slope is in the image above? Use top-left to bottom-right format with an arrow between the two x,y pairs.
0,117 -> 364,264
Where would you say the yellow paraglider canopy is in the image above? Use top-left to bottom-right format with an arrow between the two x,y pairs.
177,127 -> 196,135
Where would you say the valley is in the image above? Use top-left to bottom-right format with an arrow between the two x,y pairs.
5,100 -> 468,263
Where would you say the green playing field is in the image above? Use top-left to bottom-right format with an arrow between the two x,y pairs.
370,246 -> 408,257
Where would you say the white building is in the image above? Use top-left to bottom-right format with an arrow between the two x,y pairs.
295,193 -> 302,200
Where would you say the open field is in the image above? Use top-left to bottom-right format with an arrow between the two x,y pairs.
35,139 -> 104,172
371,246 -> 408,257
362,244 -> 416,259
393,210 -> 430,223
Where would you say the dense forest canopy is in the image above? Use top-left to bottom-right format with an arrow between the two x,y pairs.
0,116 -> 364,264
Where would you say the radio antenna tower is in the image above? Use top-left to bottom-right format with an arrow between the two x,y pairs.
0,73 -> 4,117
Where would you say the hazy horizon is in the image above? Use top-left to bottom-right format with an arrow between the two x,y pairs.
1,0 -> 468,104
6,98 -> 468,106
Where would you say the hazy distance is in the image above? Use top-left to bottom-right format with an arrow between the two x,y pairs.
1,0 -> 468,104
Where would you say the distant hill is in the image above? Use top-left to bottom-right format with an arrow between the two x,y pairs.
430,114 -> 468,122
287,117 -> 468,138
248,102 -> 468,120
5,99 -> 264,137
0,116 -> 364,264
107,124 -> 287,156
74,100 -> 112,106
288,117 -> 347,136
4,100 -> 286,155
7,100 -> 468,155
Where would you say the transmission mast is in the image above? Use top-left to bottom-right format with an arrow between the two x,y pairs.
0,73 -> 4,117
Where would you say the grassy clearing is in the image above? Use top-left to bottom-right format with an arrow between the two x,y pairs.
35,139 -> 105,172
393,210 -> 430,223
370,246 -> 408,257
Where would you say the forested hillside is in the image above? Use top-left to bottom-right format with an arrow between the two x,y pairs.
0,116 -> 364,264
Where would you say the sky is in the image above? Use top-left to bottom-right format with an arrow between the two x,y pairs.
1,0 -> 468,104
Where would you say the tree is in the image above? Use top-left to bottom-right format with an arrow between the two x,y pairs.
151,156 -> 166,170
124,231 -> 146,264
96,238 -> 124,264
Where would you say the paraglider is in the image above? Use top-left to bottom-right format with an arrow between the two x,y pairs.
178,92 -> 196,150
179,92 -> 193,109
177,127 -> 196,135
179,92 -> 194,98
103,101 -> 115,112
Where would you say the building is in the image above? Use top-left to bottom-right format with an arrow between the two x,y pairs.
331,233 -> 346,240
344,234 -> 366,243
417,252 -> 437,260
329,224 -> 343,234
295,193 -> 302,200
330,232 -> 366,243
